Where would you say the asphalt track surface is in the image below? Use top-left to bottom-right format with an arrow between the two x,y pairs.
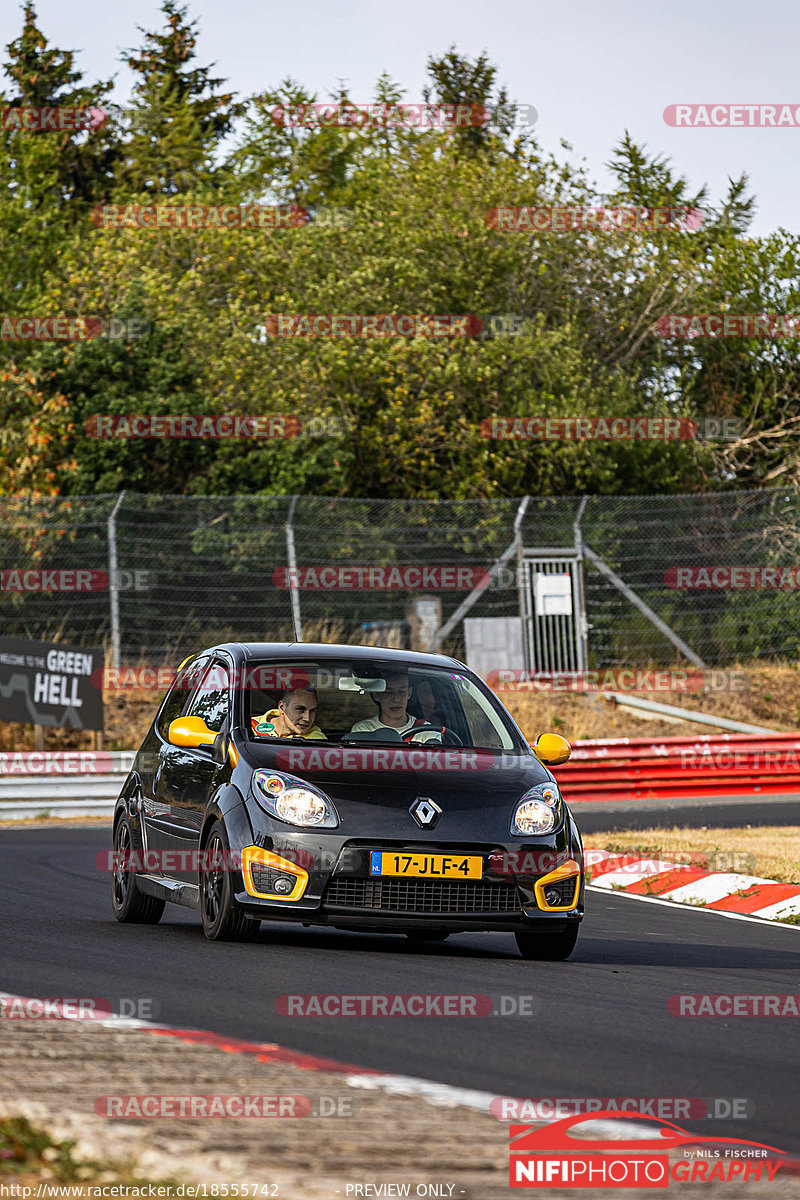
574,793 -> 800,832
2,827 -> 799,1155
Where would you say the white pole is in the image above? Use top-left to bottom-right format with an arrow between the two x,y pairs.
108,491 -> 126,671
286,495 -> 303,641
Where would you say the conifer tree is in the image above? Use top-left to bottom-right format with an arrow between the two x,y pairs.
117,0 -> 242,195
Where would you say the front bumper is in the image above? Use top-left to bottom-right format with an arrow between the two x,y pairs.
233,835 -> 585,932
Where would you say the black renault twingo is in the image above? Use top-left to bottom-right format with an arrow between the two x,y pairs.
111,642 -> 584,959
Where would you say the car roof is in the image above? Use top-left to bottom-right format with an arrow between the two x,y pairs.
199,642 -> 466,671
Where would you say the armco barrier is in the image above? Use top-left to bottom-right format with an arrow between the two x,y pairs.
0,751 -> 135,775
2,736 -> 799,820
0,751 -> 134,818
551,733 -> 800,802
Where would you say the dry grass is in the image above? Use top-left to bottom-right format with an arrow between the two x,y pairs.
496,660 -> 800,742
586,825 -> 800,885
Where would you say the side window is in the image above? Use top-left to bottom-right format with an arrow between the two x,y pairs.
156,656 -> 209,739
185,660 -> 230,733
453,676 -> 515,750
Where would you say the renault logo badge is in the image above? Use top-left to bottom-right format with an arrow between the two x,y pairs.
410,797 -> 442,828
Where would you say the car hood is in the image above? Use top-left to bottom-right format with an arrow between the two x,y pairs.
240,741 -> 559,841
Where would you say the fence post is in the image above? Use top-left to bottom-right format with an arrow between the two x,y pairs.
108,491 -> 126,671
285,495 -> 303,642
572,496 -> 590,671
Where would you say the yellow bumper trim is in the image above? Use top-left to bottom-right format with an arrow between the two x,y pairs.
241,846 -> 309,901
534,859 -> 581,911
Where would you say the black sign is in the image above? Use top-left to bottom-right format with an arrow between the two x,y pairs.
0,637 -> 104,731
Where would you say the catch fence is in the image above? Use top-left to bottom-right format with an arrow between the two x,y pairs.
0,489 -> 798,670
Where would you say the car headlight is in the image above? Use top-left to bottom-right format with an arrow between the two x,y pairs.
511,784 -> 561,835
252,770 -> 339,828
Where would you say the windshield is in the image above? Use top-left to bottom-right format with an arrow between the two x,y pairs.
240,658 -> 521,752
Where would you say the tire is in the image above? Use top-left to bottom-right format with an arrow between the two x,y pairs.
404,929 -> 450,942
200,821 -> 261,942
515,925 -> 579,961
111,813 -> 165,924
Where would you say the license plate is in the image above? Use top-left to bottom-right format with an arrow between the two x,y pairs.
369,851 -> 482,879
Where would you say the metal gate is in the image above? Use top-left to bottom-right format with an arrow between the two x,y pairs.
519,549 -> 587,673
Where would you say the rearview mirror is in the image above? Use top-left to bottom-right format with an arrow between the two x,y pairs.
338,676 -> 387,693
533,732 -> 571,766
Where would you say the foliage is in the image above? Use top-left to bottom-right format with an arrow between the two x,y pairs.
1,3 -> 798,501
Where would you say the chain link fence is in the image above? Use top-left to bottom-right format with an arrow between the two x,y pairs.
0,489 -> 798,667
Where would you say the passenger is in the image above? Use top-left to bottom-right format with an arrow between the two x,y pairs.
350,670 -> 442,742
414,679 -> 446,727
252,687 -> 325,739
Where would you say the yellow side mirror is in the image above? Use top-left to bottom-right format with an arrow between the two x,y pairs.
534,732 -> 572,766
168,714 -> 217,750
168,715 -> 238,768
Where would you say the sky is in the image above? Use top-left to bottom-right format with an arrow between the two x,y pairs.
1,0 -> 798,237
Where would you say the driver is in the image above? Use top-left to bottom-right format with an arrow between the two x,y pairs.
349,670 -> 444,742
252,687 -> 326,739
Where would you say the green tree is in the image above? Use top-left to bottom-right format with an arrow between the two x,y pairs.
3,2 -> 117,207
116,0 -> 242,195
0,3 -> 118,310
423,45 -> 529,155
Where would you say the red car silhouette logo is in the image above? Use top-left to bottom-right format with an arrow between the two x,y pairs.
511,1110 -> 785,1156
